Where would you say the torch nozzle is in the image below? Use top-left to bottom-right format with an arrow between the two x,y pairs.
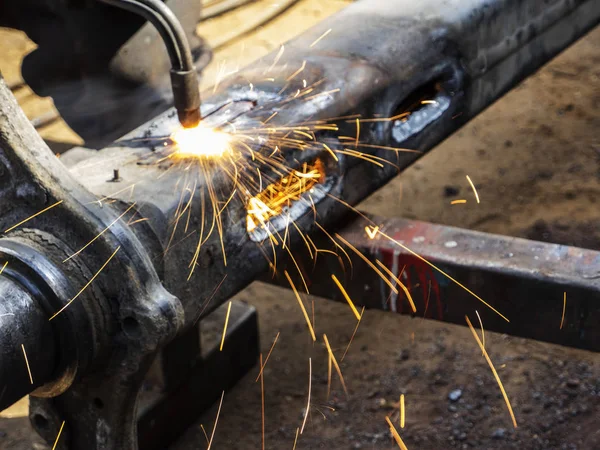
170,69 -> 202,128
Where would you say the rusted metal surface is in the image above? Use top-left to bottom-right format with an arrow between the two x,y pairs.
272,214 -> 600,352
0,0 -> 598,448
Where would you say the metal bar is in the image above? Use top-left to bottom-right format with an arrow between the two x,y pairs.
67,0 -> 600,333
268,214 -> 600,352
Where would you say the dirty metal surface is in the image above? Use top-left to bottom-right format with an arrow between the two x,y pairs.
69,0 -> 600,329
0,76 -> 183,449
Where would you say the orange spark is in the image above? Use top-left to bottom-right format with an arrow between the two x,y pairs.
423,279 -> 431,316
365,225 -> 379,239
51,421 -> 66,450
127,217 -> 149,226
5,200 -> 63,233
385,416 -> 409,450
200,425 -> 209,444
207,391 -> 225,450
286,60 -> 306,82
263,111 -> 278,124
335,233 -> 398,295
322,334 -> 348,396
255,331 -> 280,382
219,301 -> 233,351
284,271 -> 316,341
64,203 -> 135,262
322,143 -> 339,162
450,199 -> 467,205
0,261 -> 7,275
466,315 -> 517,428
247,159 -> 324,234
292,130 -> 314,140
282,234 -> 311,295
21,344 -> 33,384
50,246 -> 121,321
331,274 -> 362,320
475,310 -> 485,352
292,428 -> 300,450
305,88 -> 340,101
466,175 -> 480,203
341,306 -> 365,361
315,222 -> 353,269
375,260 -> 417,313
358,112 -> 411,123
310,28 -> 332,47
292,221 -> 314,259
400,394 -> 405,428
311,299 -> 316,336
266,45 -> 285,74
326,351 -> 332,400
560,292 -> 567,329
333,149 -> 385,168
300,358 -> 312,434
195,274 -> 228,324
347,142 -> 420,153
92,183 -> 136,207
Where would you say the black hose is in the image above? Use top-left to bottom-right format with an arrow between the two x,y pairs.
134,0 -> 195,71
97,0 -> 201,127
97,0 -> 184,70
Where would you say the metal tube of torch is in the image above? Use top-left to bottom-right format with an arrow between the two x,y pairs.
98,0 -> 201,127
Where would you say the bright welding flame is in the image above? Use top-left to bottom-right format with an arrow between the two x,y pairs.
171,125 -> 232,159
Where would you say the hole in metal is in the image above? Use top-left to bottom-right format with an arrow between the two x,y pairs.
389,77 -> 451,144
122,316 -> 141,338
246,157 -> 333,242
33,414 -> 49,431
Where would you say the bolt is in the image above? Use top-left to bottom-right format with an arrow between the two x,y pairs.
108,169 -> 121,183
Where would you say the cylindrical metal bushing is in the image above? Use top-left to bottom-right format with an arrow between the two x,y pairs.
0,232 -> 99,412
0,272 -> 57,409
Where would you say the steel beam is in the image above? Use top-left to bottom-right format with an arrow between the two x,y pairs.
68,0 -> 600,331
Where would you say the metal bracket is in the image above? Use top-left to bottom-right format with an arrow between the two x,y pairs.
137,300 -> 259,450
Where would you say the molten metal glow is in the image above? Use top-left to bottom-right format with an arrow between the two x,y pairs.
246,159 -> 324,233
171,125 -> 232,158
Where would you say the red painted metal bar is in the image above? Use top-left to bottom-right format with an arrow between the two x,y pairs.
269,214 -> 600,352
